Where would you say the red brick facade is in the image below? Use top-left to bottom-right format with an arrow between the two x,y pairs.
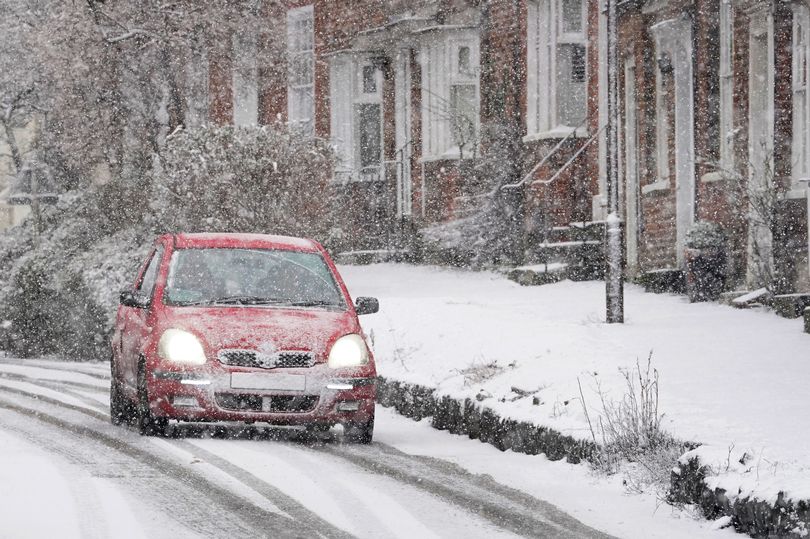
204,0 -> 810,292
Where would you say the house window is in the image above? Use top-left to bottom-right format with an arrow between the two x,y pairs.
793,5 -> 810,185
233,31 -> 258,127
329,54 -> 383,182
420,30 -> 480,159
656,53 -> 674,183
527,0 -> 588,136
186,42 -> 209,127
287,5 -> 314,135
719,0 -> 734,173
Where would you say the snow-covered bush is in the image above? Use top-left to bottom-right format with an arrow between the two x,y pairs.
0,191 -> 151,360
1,260 -> 108,360
685,221 -> 726,251
153,125 -> 336,240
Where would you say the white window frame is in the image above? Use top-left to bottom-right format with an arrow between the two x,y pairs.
287,5 -> 314,136
526,0 -> 588,140
793,5 -> 810,187
233,30 -> 259,127
655,54 -> 671,184
419,28 -> 480,160
329,53 -> 384,182
719,0 -> 734,174
186,42 -> 210,128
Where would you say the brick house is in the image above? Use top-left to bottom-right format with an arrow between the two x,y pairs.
199,0 -> 810,293
616,0 -> 810,292
201,0 -> 604,254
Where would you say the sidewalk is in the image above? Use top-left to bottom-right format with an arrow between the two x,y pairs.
340,263 -> 810,516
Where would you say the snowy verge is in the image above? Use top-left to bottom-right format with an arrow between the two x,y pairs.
339,263 -> 810,538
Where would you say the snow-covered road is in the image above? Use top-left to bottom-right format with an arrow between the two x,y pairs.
0,359 -> 737,538
0,359 -> 613,539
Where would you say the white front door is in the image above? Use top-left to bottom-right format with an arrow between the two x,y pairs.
651,17 -> 696,266
624,57 -> 640,274
747,11 -> 774,287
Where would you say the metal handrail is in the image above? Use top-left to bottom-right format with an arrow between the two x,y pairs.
531,124 -> 606,187
501,117 -> 588,190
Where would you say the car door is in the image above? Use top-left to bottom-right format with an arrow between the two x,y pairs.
121,245 -> 164,389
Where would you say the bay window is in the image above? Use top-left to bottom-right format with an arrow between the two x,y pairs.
287,5 -> 314,135
526,0 -> 588,137
794,5 -> 810,185
719,0 -> 734,172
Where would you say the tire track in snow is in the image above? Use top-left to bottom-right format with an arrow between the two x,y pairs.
2,366 -> 614,538
0,384 -> 354,539
317,444 -> 614,539
0,394 -> 319,539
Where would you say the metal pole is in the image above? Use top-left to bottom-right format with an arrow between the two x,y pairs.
605,0 -> 625,323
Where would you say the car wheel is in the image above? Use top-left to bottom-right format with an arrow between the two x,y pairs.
137,361 -> 168,437
343,414 -> 374,445
109,354 -> 130,425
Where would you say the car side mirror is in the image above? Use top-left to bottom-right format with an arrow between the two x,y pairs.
120,289 -> 150,309
354,296 -> 379,316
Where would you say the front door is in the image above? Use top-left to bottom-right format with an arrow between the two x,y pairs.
652,17 -> 696,266
747,11 -> 774,287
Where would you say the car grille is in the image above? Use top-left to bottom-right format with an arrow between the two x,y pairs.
218,349 -> 315,369
215,393 -> 318,413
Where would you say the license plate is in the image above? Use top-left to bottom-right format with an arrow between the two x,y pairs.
230,373 -> 306,391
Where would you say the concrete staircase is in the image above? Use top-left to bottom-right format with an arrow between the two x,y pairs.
507,220 -> 606,285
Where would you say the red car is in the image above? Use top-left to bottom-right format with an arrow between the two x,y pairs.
110,233 -> 378,443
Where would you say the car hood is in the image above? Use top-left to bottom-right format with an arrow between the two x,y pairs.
161,306 -> 360,359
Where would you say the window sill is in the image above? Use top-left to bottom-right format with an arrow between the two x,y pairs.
523,126 -> 588,143
641,179 -> 670,194
419,148 -> 477,163
700,171 -> 727,184
784,186 -> 808,200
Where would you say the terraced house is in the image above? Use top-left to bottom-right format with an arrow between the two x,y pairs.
200,0 -> 810,297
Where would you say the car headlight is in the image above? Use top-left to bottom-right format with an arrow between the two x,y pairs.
327,334 -> 369,369
158,329 -> 207,365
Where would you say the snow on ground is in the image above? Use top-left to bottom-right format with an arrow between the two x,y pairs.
376,407 -> 737,539
340,263 -> 810,504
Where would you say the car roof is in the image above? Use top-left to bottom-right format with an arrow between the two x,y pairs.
169,233 -> 321,252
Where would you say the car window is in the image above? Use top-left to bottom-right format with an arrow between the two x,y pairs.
163,248 -> 346,308
137,246 -> 164,298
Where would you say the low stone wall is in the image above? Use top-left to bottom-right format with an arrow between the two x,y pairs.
378,375 -> 810,537
377,376 -> 595,464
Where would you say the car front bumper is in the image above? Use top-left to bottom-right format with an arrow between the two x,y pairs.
147,364 -> 376,426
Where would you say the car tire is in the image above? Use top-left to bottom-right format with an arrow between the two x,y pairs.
109,355 -> 130,425
343,414 -> 374,445
137,361 -> 168,437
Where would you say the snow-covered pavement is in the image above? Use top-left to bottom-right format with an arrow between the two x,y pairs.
339,264 -> 810,506
0,360 -> 733,538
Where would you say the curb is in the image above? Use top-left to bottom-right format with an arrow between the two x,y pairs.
377,375 -> 810,537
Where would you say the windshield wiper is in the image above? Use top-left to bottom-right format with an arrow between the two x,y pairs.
287,299 -> 342,308
209,295 -> 287,306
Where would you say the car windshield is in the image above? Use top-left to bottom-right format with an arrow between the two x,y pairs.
163,248 -> 346,309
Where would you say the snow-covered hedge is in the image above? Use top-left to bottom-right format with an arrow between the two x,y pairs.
0,125 -> 336,360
